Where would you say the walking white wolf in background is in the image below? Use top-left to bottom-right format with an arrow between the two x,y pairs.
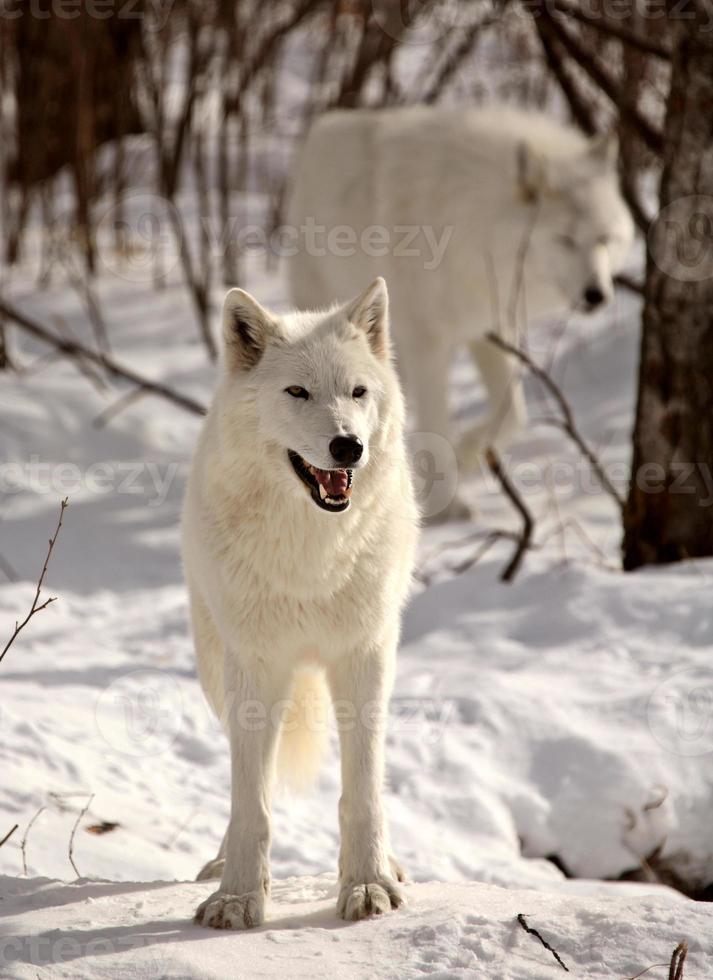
288,105 -> 634,519
182,277 -> 418,929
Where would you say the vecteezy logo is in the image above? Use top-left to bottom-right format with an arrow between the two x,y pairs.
95,669 -> 183,757
407,431 -> 459,521
371,0 -> 469,44
96,191 -> 182,284
647,666 -> 713,758
648,195 -> 713,283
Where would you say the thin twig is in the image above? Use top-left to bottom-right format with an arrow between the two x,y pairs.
445,530 -> 508,579
0,499 -> 68,667
418,525 -> 512,569
92,388 -> 148,429
517,913 -> 570,972
669,941 -> 687,980
0,299 -> 206,417
68,793 -> 94,878
486,449 -> 534,583
0,823 -> 18,848
625,962 -> 671,980
539,515 -> 619,571
615,273 -> 645,296
48,790 -> 98,811
414,525 -> 522,586
21,806 -> 46,875
486,332 -> 625,512
51,315 -> 108,394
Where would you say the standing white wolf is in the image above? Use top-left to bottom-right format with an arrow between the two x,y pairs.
288,105 -> 634,517
182,277 -> 418,929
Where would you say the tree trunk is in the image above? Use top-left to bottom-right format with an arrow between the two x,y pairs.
622,2 -> 713,569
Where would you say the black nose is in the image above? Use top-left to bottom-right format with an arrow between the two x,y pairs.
584,285 -> 605,308
330,435 -> 363,466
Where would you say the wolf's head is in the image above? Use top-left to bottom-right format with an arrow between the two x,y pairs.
219,278 -> 400,515
517,132 -> 634,313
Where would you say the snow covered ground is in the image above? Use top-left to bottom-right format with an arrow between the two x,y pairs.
1,873 -> 705,979
1,225 -> 712,976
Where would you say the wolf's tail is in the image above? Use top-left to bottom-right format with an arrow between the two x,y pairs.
275,668 -> 331,792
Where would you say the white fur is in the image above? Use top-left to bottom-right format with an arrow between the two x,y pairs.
287,105 -> 634,518
181,278 -> 418,929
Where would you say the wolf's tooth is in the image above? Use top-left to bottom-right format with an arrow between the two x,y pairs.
319,484 -> 328,500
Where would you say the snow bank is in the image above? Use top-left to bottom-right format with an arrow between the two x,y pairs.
1,873 -> 706,979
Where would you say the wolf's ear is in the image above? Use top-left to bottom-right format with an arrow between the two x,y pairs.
346,277 -> 390,360
517,141 -> 548,202
222,288 -> 278,371
587,130 -> 618,170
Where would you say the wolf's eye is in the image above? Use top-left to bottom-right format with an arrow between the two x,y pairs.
352,386 -> 367,399
285,386 -> 309,400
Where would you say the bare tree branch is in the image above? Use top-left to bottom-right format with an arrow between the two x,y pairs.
226,0 -> 326,117
615,272 -> 645,296
626,962 -> 673,980
415,527 -> 520,586
420,11 -> 501,105
487,332 -> 626,512
21,806 -> 45,875
1,499 -> 68,667
0,823 -> 18,848
532,2 -> 664,155
534,11 -> 654,235
517,913 -> 570,972
0,299 -> 206,417
620,173 -> 654,235
69,793 -> 94,878
92,388 -> 148,429
669,940 -> 688,980
534,13 -> 597,136
486,449 -> 535,582
547,0 -> 671,59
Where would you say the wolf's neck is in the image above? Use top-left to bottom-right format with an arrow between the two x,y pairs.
201,415 -> 370,599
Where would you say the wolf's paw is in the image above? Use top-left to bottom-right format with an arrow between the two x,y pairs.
195,857 -> 225,881
389,854 -> 406,882
194,890 -> 265,930
337,878 -> 404,921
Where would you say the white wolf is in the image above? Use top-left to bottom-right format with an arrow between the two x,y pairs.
181,277 -> 418,929
288,104 -> 634,518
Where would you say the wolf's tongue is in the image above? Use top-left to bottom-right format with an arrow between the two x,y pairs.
315,468 -> 348,496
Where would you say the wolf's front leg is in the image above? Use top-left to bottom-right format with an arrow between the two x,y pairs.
457,337 -> 528,470
402,338 -> 475,522
328,647 -> 404,921
195,659 -> 286,930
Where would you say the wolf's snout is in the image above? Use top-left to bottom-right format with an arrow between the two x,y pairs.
330,435 -> 363,466
583,285 -> 605,310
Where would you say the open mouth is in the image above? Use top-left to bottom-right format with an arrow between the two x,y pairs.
288,451 -> 353,513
